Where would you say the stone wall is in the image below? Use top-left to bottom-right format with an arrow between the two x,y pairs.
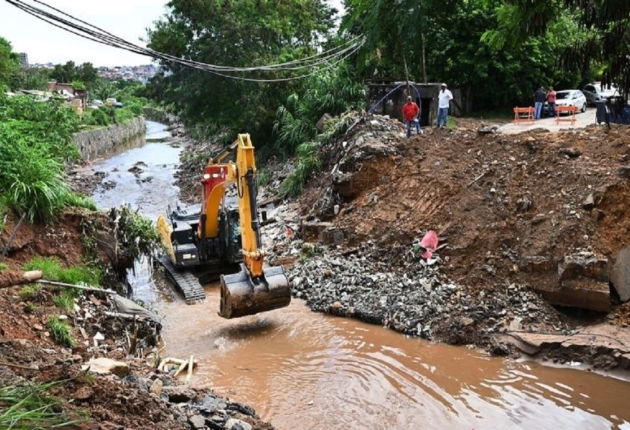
73,117 -> 146,161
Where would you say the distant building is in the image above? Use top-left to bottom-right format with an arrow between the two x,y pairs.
18,52 -> 28,67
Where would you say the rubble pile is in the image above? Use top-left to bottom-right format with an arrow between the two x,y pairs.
287,241 -> 569,346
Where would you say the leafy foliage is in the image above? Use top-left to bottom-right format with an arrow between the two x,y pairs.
114,206 -> 163,261
146,0 -> 337,146
0,93 -> 101,222
0,36 -> 19,89
50,61 -> 99,90
482,0 -> 630,96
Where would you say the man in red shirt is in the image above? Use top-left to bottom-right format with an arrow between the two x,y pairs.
546,86 -> 557,117
402,96 -> 422,138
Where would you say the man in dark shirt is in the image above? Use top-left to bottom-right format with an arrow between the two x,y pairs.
534,87 -> 546,119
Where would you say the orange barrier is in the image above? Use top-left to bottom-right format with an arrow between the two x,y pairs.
556,106 -> 578,125
513,107 -> 535,124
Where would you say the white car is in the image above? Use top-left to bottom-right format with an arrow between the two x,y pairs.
553,90 -> 587,113
582,82 -> 618,105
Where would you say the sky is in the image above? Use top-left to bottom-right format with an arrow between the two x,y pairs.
0,0 -> 346,67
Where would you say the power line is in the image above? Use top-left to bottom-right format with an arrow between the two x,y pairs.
6,0 -> 365,82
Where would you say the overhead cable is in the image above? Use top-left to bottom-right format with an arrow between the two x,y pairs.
5,0 -> 364,81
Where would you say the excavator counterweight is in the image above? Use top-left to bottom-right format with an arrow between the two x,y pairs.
156,134 -> 291,318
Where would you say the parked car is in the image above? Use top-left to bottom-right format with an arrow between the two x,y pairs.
105,98 -> 117,107
542,90 -> 587,116
582,82 -> 618,106
91,99 -> 104,107
113,101 -> 124,108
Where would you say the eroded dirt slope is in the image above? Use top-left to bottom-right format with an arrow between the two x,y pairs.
303,117 -> 630,296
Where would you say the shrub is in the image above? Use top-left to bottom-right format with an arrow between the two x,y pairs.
86,108 -> 110,126
115,206 -> 163,260
279,141 -> 321,197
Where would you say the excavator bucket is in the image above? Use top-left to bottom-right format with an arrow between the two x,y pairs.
219,264 -> 291,319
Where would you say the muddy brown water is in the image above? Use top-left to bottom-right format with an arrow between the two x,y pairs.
89,121 -> 630,430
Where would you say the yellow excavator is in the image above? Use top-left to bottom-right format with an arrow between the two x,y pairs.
156,134 -> 291,318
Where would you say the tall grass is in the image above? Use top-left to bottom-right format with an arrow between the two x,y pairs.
0,382 -> 82,429
0,94 -> 88,223
47,315 -> 75,348
63,193 -> 97,211
22,257 -> 101,286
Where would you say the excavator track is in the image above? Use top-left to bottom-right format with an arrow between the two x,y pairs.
157,256 -> 206,303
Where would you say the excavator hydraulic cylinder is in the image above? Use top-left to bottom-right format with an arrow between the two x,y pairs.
219,264 -> 291,319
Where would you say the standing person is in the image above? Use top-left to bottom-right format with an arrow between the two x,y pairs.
437,83 -> 453,128
533,86 -> 546,119
546,86 -> 557,118
402,95 -> 421,138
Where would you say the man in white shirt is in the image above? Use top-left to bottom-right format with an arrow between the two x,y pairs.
437,83 -> 453,128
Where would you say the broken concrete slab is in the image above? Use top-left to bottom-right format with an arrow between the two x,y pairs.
519,256 -> 557,273
534,278 -> 610,312
495,323 -> 630,369
558,253 -> 609,283
609,246 -> 630,302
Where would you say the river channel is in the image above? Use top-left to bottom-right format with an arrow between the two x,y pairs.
86,121 -> 630,430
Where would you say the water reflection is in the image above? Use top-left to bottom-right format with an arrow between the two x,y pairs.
158,286 -> 630,430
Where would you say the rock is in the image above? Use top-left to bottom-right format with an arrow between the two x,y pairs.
610,247 -> 630,302
84,357 -> 129,378
582,193 -> 595,210
519,256 -> 556,273
558,254 -> 609,283
460,317 -> 475,326
33,324 -> 43,331
162,386 -> 197,403
558,148 -> 582,158
225,418 -> 253,430
73,386 -> 93,401
149,379 -> 163,397
189,415 -> 206,430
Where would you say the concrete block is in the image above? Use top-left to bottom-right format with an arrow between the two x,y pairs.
558,253 -> 609,283
519,256 -> 557,273
610,246 -> 630,302
534,278 -> 610,312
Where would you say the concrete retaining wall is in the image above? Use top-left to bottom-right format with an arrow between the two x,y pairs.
73,117 -> 146,161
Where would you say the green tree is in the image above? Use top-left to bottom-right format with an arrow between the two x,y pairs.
51,61 -> 76,84
11,67 -> 51,90
482,0 -> 630,96
146,0 -> 337,147
0,36 -> 19,89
